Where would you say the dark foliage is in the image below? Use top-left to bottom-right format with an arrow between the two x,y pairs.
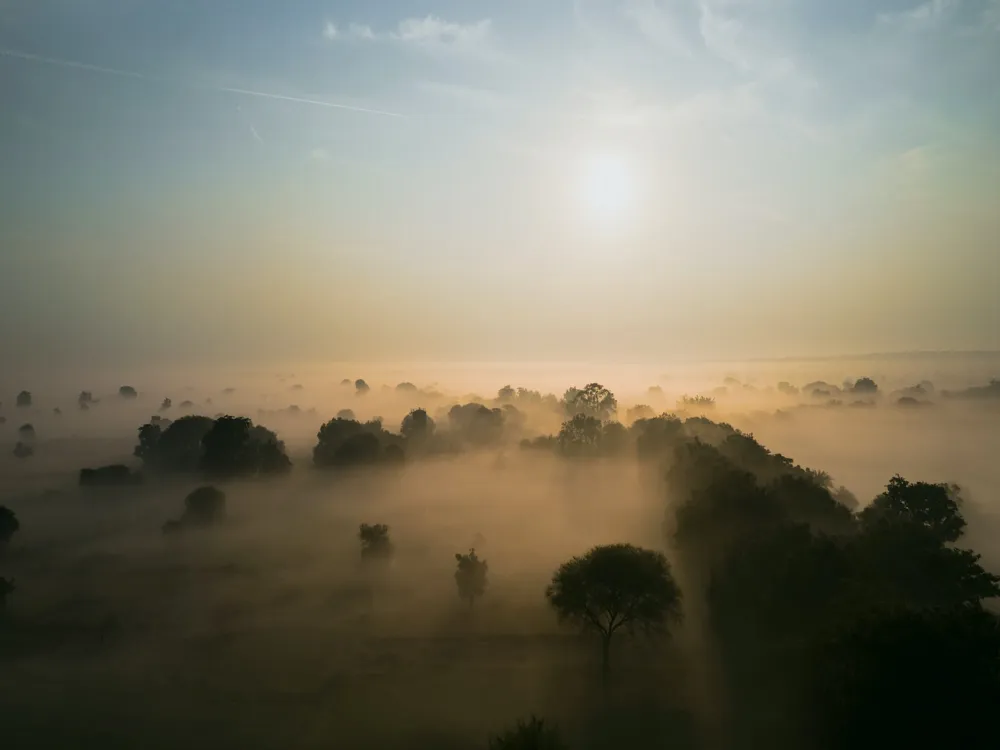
0,506 -> 20,549
0,577 -> 14,612
78,391 -> 95,409
455,548 -> 488,606
859,475 -> 965,543
119,385 -> 138,399
359,523 -> 394,561
17,423 -> 35,441
546,544 -> 681,679
179,486 -> 226,527
395,382 -> 418,393
336,408 -> 356,421
134,415 -> 214,472
313,416 -> 403,468
12,442 -> 33,459
79,465 -> 143,488
812,606 -> 1000,750
160,397 -> 172,411
400,408 -> 435,443
448,403 -> 505,446
850,377 -> 878,394
201,417 -> 292,478
562,383 -> 617,421
355,379 -> 370,395
488,716 -> 568,750
16,390 -> 31,408
941,379 -> 1000,400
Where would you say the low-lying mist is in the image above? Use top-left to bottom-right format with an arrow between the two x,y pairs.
1,358 -> 999,749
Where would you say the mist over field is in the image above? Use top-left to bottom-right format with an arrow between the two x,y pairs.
2,354 -> 999,749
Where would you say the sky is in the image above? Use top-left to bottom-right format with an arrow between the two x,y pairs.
1,0 -> 998,370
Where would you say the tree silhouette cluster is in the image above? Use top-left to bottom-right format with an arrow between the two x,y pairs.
660,416 -> 1000,748
313,417 -> 404,468
135,414 -> 290,478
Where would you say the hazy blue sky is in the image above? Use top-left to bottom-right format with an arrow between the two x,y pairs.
1,0 -> 998,369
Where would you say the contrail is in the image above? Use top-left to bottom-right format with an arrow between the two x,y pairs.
0,47 -> 405,118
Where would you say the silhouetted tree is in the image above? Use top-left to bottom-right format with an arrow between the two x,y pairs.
679,395 -> 715,410
359,523 -> 394,561
557,414 -> 603,456
336,408 -> 356,421
78,391 -> 95,410
625,404 -> 655,424
355,379 -> 370,395
17,424 -> 35,442
395,382 -> 418,393
601,421 -> 629,456
488,716 -> 568,750
160,397 -> 172,411
631,413 -> 684,459
813,606 -> 1000,750
400,408 -> 435,442
563,383 -> 617,421
181,486 -> 226,526
448,403 -> 505,446
455,548 -> 488,607
860,475 -> 964,544
16,391 -> 31,408
546,544 -> 682,682
851,377 -> 878,395
201,416 -> 291,478
0,506 -> 19,551
134,414 -> 214,472
119,385 -> 138,399
179,400 -> 194,409
12,442 -> 33,458
497,385 -> 516,403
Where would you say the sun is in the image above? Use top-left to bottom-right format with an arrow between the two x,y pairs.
581,153 -> 634,223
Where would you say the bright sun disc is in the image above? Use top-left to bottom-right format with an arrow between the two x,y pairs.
581,153 -> 633,222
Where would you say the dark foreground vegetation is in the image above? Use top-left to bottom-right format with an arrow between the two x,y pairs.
1,375 -> 999,749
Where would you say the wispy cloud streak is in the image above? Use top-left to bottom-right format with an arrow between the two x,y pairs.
0,48 -> 405,118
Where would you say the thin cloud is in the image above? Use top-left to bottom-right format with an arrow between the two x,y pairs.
322,21 -> 339,40
877,0 -> 960,30
0,48 -> 405,118
625,0 -> 695,58
326,16 -> 499,60
249,123 -> 264,144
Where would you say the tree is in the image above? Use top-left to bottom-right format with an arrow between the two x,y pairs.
16,390 -> 31,407
119,385 -> 138,399
497,385 -> 516,403
13,442 -> 33,458
355,379 -> 370,395
78,391 -> 95,409
625,404 -> 655,424
455,548 -> 488,607
0,506 -> 20,551
160,397 -> 172,411
359,523 -> 394,561
557,414 -> 603,456
545,544 -> 682,682
336,408 -> 356,421
448,403 -> 505,446
201,416 -> 291,478
18,423 -> 35,442
563,383 -> 617,421
860,475 -> 965,544
181,486 -> 226,526
135,414 -> 214,472
395,382 -> 418,393
851,377 -> 879,395
488,716 -> 568,750
813,606 -> 1000,750
400,408 -> 435,442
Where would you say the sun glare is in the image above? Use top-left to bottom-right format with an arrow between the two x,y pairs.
581,153 -> 634,223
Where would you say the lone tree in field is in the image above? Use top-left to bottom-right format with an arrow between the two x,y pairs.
0,506 -> 20,552
546,544 -> 682,682
488,716 -> 568,750
359,523 -> 394,561
455,548 -> 488,607
16,390 -> 31,408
